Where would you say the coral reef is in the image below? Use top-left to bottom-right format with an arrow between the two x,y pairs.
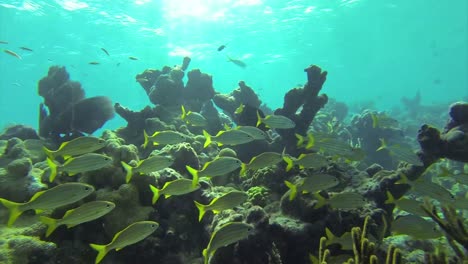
38,66 -> 114,140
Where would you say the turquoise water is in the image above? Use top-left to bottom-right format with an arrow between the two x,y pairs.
0,0 -> 466,131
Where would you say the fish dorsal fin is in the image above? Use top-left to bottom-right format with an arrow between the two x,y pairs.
202,160 -> 212,170
298,153 -> 307,159
30,190 -> 46,202
62,208 -> 75,219
57,141 -> 69,151
215,130 -> 224,137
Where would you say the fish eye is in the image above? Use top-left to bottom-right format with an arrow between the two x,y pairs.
105,157 -> 110,161
85,187 -> 90,191
99,139 -> 105,143
151,224 -> 156,228
106,204 -> 111,208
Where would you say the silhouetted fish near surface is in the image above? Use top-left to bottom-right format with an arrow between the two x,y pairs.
0,41 -> 8,44
101,48 -> 109,56
217,44 -> 226,51
226,55 -> 246,68
19,47 -> 33,52
128,56 -> 138,60
89,61 -> 100,65
3,49 -> 22,59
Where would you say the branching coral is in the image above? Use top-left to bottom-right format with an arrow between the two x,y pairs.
421,199 -> 468,261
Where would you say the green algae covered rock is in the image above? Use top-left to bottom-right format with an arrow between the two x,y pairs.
246,186 -> 270,207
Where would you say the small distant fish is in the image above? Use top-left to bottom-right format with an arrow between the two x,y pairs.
129,56 -> 138,60
149,179 -> 200,204
11,82 -> 21,87
121,155 -> 174,183
181,105 -> 208,127
285,174 -> 339,200
203,222 -> 253,264
46,153 -> 113,182
396,173 -> 455,204
203,129 -> 254,148
370,113 -> 399,129
43,136 -> 106,160
19,46 -> 33,52
89,61 -> 100,65
3,49 -> 22,60
256,111 -> 295,129
392,215 -> 442,239
136,78 -> 148,82
186,156 -> 242,184
240,152 -> 283,176
226,55 -> 246,68
314,192 -> 366,209
194,191 -> 248,221
143,130 -> 186,148
39,201 -> 115,237
234,103 -> 244,114
101,48 -> 109,56
90,221 -> 159,264
283,153 -> 328,172
377,139 -> 423,166
0,41 -> 8,44
217,44 -> 226,51
0,182 -> 94,226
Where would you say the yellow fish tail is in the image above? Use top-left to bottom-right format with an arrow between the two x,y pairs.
305,133 -> 315,149
239,163 -> 248,177
121,161 -> 134,183
143,130 -> 150,148
194,201 -> 207,222
186,165 -> 199,187
371,113 -> 378,128
384,191 -> 395,205
283,156 -> 294,172
376,138 -> 387,152
46,157 -> 58,182
313,193 -> 327,209
149,184 -> 161,204
39,216 -> 58,237
295,133 -> 304,148
90,243 -> 109,264
181,105 -> 187,121
42,146 -> 55,160
202,130 -> 212,148
0,198 -> 23,226
256,111 -> 262,127
284,181 -> 298,201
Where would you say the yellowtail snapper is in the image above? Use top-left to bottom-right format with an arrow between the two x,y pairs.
186,156 -> 242,184
284,174 -> 339,201
46,153 -> 113,182
149,179 -> 200,204
181,105 -> 208,127
39,201 -> 115,237
143,130 -> 186,148
43,136 -> 106,160
90,221 -> 159,264
256,111 -> 295,129
0,182 -> 94,226
194,191 -> 248,221
121,155 -> 174,183
240,151 -> 283,176
203,129 -> 254,148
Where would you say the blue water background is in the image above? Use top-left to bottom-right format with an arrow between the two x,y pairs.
0,0 -> 466,132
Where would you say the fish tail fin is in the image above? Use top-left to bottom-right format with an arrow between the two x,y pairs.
239,163 -> 247,177
283,156 -> 294,172
39,216 -> 58,237
395,172 -> 409,185
313,193 -> 327,209
0,198 -> 23,227
256,111 -> 262,127
121,161 -> 133,183
376,138 -> 387,151
371,113 -> 378,128
90,243 -> 108,264
305,133 -> 315,149
384,191 -> 395,205
181,105 -> 187,120
42,146 -> 55,160
186,165 -> 199,186
295,133 -> 304,147
325,227 -> 335,241
194,201 -> 207,221
46,157 -> 58,182
149,184 -> 161,204
284,181 -> 298,201
203,130 -> 211,148
143,130 -> 150,148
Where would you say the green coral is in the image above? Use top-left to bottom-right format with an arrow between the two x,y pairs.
247,186 -> 270,207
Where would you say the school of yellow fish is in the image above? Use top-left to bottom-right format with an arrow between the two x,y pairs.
0,106 -> 465,264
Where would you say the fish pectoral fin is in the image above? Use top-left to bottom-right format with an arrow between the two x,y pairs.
164,194 -> 172,199
115,247 -> 123,252
212,210 -> 221,214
